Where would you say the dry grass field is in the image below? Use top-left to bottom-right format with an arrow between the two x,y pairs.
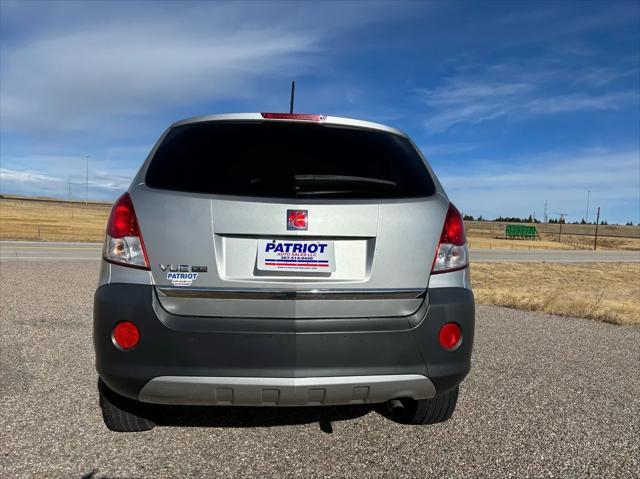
3,196 -> 639,250
472,262 -> 640,325
466,220 -> 640,251
467,236 -> 575,250
466,219 -> 640,238
0,197 -> 110,242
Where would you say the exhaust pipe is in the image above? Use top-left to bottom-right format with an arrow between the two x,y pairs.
387,399 -> 405,414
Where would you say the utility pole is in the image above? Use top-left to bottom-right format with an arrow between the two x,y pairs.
68,176 -> 74,219
68,177 -> 72,201
594,207 -> 601,251
543,200 -> 548,224
585,190 -> 590,223
289,81 -> 295,114
85,155 -> 89,206
84,155 -> 89,206
556,213 -> 568,242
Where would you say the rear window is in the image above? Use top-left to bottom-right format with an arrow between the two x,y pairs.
145,121 -> 435,199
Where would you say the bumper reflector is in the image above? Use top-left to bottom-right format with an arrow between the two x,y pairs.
112,321 -> 140,350
439,322 -> 462,351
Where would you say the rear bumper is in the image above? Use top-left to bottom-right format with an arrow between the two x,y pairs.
94,284 -> 474,406
138,374 -> 435,406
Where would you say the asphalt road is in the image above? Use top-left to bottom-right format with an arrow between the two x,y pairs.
470,248 -> 640,263
1,262 -> 638,478
2,240 -> 639,263
0,241 -> 102,261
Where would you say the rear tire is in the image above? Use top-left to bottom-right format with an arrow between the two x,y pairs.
98,379 -> 155,432
386,386 -> 459,425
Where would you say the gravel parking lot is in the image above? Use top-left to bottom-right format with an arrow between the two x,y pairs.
1,262 -> 638,478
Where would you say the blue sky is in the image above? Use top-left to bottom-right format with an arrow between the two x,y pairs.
1,0 -> 639,224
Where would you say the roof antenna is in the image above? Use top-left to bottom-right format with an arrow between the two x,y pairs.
289,81 -> 295,114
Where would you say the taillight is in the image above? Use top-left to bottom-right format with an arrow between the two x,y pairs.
112,321 -> 140,350
103,193 -> 150,269
432,203 -> 468,274
260,112 -> 326,121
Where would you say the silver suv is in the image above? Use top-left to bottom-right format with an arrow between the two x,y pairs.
94,113 -> 474,432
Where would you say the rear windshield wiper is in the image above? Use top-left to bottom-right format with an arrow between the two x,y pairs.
293,175 -> 397,188
294,189 -> 363,197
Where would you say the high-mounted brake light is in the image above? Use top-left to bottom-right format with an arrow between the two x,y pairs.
103,193 -> 150,270
261,112 -> 326,121
432,203 -> 468,274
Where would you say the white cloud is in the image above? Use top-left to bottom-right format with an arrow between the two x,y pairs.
0,2 -> 395,135
420,143 -> 479,157
526,92 -> 636,114
572,67 -> 626,88
437,149 -> 640,223
1,166 -> 131,188
0,168 -> 61,184
417,62 -> 639,132
1,26 -> 318,133
0,155 -> 135,200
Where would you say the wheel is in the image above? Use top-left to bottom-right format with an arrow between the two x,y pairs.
98,379 -> 155,432
386,386 -> 459,425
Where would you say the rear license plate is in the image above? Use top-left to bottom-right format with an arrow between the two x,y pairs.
257,239 -> 336,272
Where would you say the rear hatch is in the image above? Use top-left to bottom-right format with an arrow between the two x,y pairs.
131,117 -> 448,318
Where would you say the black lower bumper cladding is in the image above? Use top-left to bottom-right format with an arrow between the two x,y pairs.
94,284 -> 474,401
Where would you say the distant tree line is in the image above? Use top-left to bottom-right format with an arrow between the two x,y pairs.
462,214 -> 630,225
463,214 -> 540,223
